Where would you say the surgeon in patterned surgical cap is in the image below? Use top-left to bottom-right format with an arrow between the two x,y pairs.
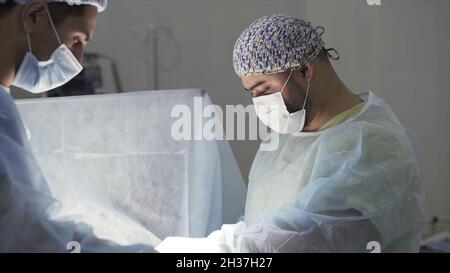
156,14 -> 425,253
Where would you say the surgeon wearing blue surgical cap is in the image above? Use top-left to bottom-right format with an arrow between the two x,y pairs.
0,0 -> 151,252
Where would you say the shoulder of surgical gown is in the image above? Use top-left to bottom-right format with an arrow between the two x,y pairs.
0,89 -> 64,251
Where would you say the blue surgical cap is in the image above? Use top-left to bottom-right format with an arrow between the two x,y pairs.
0,0 -> 107,12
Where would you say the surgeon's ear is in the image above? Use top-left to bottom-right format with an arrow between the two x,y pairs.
299,63 -> 314,83
20,0 -> 48,34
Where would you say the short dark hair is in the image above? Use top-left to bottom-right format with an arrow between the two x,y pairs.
0,1 -> 87,26
48,3 -> 87,26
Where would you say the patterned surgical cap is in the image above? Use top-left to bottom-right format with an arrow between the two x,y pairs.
233,14 -> 336,77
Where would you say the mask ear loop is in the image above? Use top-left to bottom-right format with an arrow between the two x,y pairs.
302,81 -> 310,111
26,34 -> 33,54
280,70 -> 294,94
45,7 -> 62,45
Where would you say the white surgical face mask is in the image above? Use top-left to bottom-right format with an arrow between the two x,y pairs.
12,8 -> 83,94
252,70 -> 310,134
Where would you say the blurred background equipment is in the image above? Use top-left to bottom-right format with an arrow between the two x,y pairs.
144,24 -> 183,90
46,52 -> 123,97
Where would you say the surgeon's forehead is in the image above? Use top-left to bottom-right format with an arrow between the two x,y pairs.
60,5 -> 98,40
242,73 -> 286,91
241,75 -> 267,90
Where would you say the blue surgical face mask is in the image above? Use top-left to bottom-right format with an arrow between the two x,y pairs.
12,8 -> 83,94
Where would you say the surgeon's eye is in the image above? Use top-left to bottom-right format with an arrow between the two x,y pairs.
254,89 -> 270,97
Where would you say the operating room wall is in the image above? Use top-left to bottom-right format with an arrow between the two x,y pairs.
12,0 -> 450,219
300,0 -> 450,220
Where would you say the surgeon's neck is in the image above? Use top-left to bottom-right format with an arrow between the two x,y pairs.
0,15 -> 22,88
303,67 -> 362,132
0,52 -> 17,88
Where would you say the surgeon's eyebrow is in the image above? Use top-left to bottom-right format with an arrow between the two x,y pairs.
244,81 -> 265,92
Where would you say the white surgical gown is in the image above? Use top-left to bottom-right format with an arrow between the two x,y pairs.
156,91 -> 425,253
0,85 -> 153,252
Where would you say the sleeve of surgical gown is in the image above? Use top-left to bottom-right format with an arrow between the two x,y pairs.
156,122 -> 425,253
0,92 -> 154,253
